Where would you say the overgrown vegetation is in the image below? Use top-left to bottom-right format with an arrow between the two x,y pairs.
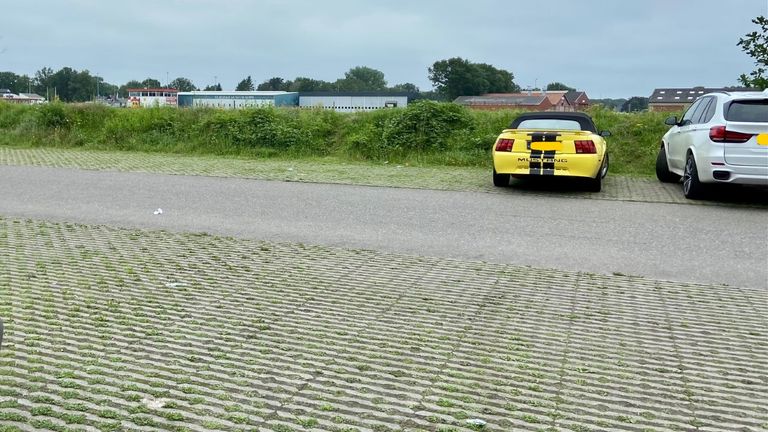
0,101 -> 673,176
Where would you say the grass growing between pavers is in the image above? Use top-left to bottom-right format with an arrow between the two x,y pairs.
3,146 -> 768,207
0,146 -> 490,191
1,217 -> 767,432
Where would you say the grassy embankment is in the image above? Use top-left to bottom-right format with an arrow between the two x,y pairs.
0,101 -> 673,176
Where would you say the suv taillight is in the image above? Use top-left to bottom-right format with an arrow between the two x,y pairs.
574,140 -> 596,154
495,138 -> 514,152
709,125 -> 753,143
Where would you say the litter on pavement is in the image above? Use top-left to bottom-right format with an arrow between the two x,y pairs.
465,418 -> 487,428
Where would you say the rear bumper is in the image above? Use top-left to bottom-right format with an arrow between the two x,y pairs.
493,152 -> 603,178
710,168 -> 768,185
697,154 -> 768,185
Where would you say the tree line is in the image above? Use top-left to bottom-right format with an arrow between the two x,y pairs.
0,58 -> 549,103
0,66 -> 662,113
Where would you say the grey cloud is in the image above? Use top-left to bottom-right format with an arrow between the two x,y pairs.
1,0 -> 763,97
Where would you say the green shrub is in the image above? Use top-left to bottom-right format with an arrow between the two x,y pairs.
0,102 -> 38,134
102,107 -> 183,144
381,100 -> 474,152
0,102 -> 29,129
464,109 -> 521,152
290,108 -> 344,154
196,107 -> 307,150
37,103 -> 72,130
69,104 -> 115,132
343,108 -> 402,160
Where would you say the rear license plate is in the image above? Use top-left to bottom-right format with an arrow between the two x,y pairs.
530,142 -> 563,152
757,134 -> 768,146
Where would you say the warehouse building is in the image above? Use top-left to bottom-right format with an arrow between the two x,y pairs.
127,88 -> 178,108
299,92 -> 409,112
177,91 -> 299,109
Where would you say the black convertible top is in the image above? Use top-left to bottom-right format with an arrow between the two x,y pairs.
509,112 -> 597,133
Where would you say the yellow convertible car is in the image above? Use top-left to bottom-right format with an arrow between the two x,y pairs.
492,112 -> 610,191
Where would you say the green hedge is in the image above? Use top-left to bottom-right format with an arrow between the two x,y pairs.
0,101 -> 674,176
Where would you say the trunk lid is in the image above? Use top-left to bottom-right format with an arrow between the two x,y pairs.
503,129 -> 594,154
723,100 -> 768,167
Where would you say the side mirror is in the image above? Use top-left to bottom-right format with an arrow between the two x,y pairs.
599,130 -> 611,137
664,116 -> 678,126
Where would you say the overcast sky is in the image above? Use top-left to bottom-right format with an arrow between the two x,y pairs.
1,0 -> 765,98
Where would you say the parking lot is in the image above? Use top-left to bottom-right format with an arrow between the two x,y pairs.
1,217 -> 767,432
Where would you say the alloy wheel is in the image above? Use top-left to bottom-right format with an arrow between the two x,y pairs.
683,157 -> 693,195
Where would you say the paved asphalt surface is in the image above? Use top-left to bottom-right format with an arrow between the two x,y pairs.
1,165 -> 766,288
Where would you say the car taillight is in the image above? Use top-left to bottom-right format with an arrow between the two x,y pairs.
495,138 -> 514,152
709,125 -> 753,143
574,140 -> 596,154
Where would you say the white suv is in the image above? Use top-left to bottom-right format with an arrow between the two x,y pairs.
656,90 -> 768,199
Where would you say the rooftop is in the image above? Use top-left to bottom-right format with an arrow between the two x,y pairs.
126,88 -> 180,93
178,91 -> 295,96
299,91 -> 412,97
454,95 -> 548,106
649,86 -> 756,103
564,90 -> 588,104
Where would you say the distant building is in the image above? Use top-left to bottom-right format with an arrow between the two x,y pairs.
517,90 -> 570,110
127,88 -> 179,108
454,94 -> 554,111
177,91 -> 299,109
564,91 -> 590,110
94,95 -> 127,108
0,90 -> 46,104
298,92 -> 409,112
455,90 -> 590,111
648,86 -> 755,112
19,93 -> 46,104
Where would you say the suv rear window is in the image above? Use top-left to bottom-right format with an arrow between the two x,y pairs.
726,100 -> 768,122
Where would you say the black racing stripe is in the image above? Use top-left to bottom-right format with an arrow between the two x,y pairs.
542,150 -> 556,175
530,132 -> 560,142
529,150 -> 543,175
528,132 -> 561,175
530,132 -> 545,144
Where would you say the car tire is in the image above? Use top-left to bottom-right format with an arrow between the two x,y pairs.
656,145 -> 681,183
493,169 -> 510,187
682,153 -> 707,199
587,154 -> 608,192
601,153 -> 609,178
